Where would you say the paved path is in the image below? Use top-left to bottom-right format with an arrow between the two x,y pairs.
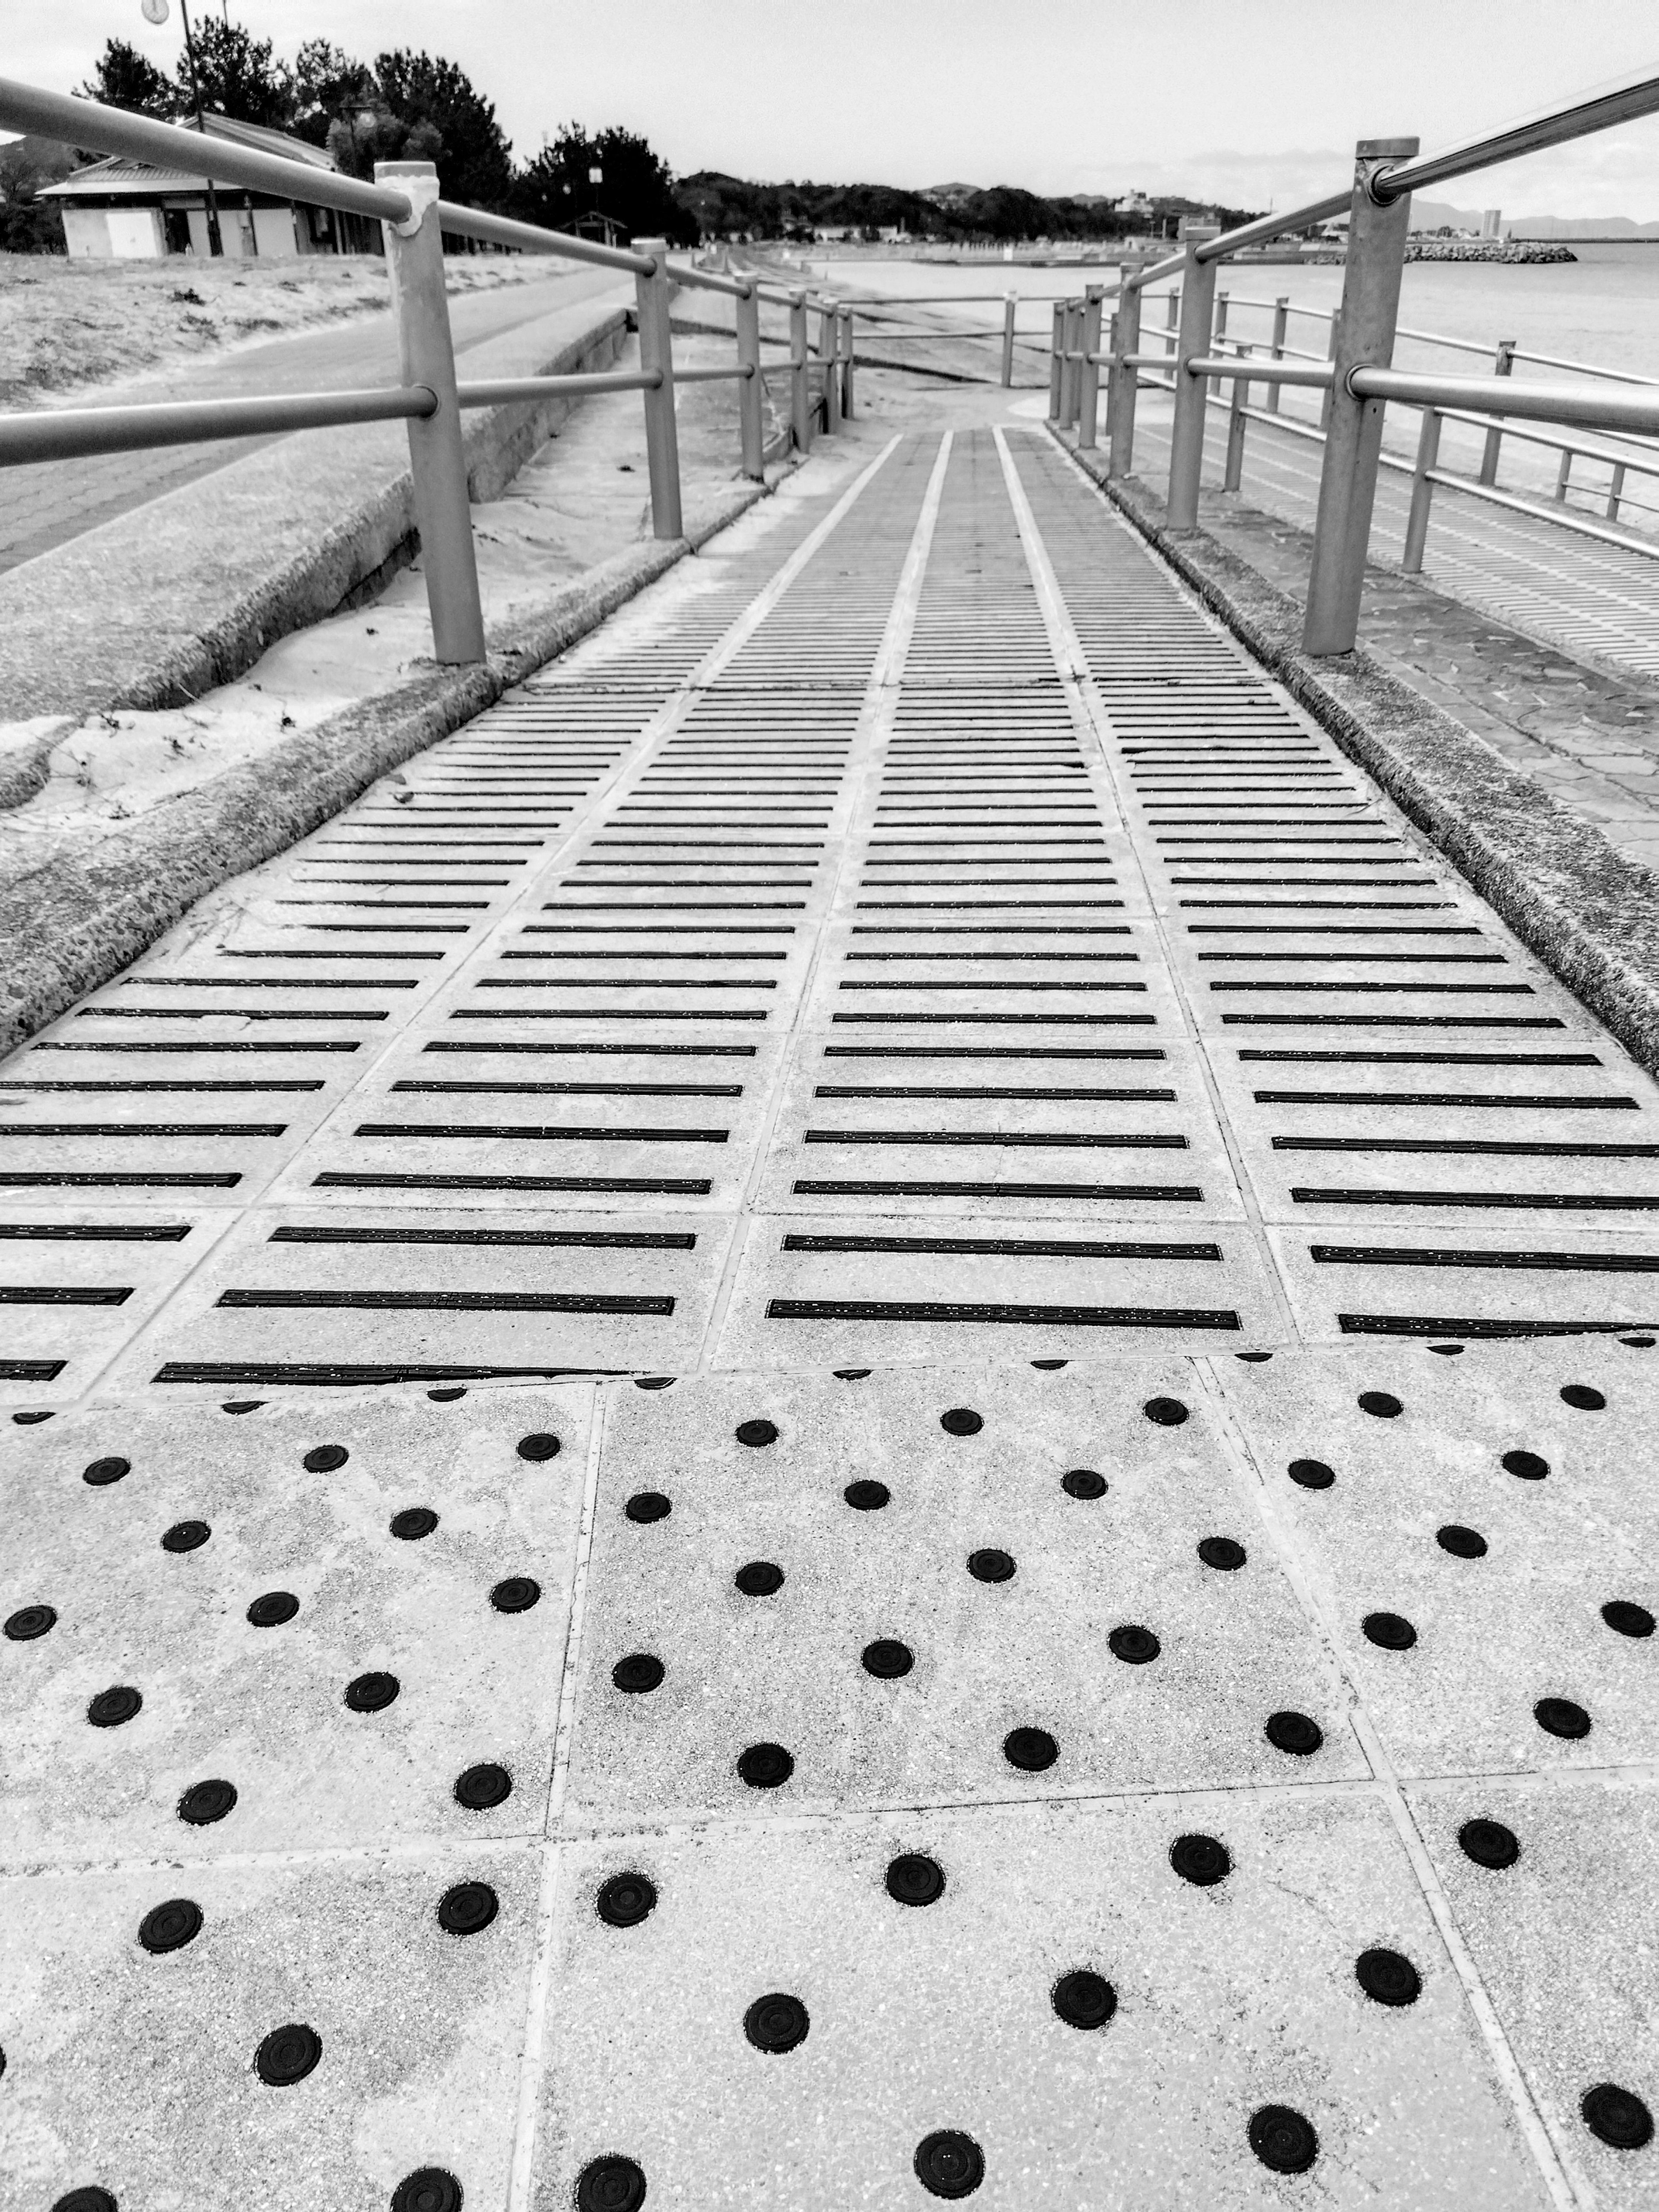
0,267 -> 620,577
0,417 -> 1653,2210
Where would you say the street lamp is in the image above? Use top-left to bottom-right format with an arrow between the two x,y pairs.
140,0 -> 223,254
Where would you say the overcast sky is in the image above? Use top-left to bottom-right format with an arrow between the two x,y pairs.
12,0 -> 1659,218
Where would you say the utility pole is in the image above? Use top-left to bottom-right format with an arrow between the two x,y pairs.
175,0 -> 223,254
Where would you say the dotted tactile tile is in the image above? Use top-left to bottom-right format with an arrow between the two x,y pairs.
1213,1338 -> 1659,1774
559,1363 -> 1359,1827
534,1792 -> 1551,2210
0,1387 -> 587,1860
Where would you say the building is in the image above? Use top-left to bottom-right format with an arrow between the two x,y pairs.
40,111 -> 376,260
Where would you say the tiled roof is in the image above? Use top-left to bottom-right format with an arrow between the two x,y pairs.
40,111 -> 337,199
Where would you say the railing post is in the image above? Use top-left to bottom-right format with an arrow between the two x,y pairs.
839,306 -> 855,418
735,280 -> 764,482
1165,224 -> 1220,531
1077,285 -> 1104,450
790,290 -> 812,453
1212,289 -> 1230,403
1267,294 -> 1289,413
1048,302 -> 1065,420
1318,311 -> 1341,430
1302,136 -> 1418,655
817,301 -> 839,433
1103,310 -> 1119,435
1554,450 -> 1573,504
1109,267 -> 1142,479
1607,461 -> 1627,522
375,159 -> 484,664
631,236 -> 683,539
1402,405 -> 1441,572
1001,293 -> 1017,387
1479,339 -> 1516,484
1223,350 -> 1249,491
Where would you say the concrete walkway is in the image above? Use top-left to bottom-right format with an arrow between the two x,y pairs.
0,402 -> 1653,2210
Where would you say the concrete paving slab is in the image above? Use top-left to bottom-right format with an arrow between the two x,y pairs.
559,1364 -> 1359,1828
533,1792 -> 1550,2210
0,1840 -> 542,2212
0,1388 -> 587,1862
1409,1780 -> 1659,2209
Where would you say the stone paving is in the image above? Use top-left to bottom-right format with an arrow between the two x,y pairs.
0,401 -> 1654,2211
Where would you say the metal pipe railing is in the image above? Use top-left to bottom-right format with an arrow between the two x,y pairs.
432,201 -> 652,274
1348,366 -> 1659,441
0,386 -> 435,466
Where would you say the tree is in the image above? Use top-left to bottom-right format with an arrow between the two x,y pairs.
515,124 -> 696,247
289,39 -> 377,149
374,50 -> 512,210
79,38 -> 174,120
0,138 -> 69,252
176,18 -> 294,131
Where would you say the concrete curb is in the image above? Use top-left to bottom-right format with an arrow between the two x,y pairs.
1049,426 -> 1659,1076
0,476 -> 772,1056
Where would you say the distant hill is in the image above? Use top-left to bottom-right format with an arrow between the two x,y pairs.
675,170 -> 1262,243
1414,195 -> 1659,239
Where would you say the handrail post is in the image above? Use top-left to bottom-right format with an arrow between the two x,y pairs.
817,301 -> 839,433
1165,224 -> 1220,530
1109,265 -> 1142,478
1223,348 -> 1249,490
1402,405 -> 1441,572
631,236 -> 683,538
1065,300 -> 1086,426
1302,137 -> 1418,655
1212,289 -> 1230,402
1607,460 -> 1627,522
1048,302 -> 1065,420
789,290 -> 812,452
735,281 -> 764,481
1317,312 -> 1340,430
1267,294 -> 1289,413
1479,338 -> 1516,483
839,306 -> 855,418
1103,310 -> 1119,435
1077,286 -> 1104,449
1001,293 -> 1017,387
1554,450 -> 1573,504
376,160 -> 484,664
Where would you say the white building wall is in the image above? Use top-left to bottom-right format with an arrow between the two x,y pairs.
105,207 -> 167,258
251,206 -> 298,257
60,208 -> 112,259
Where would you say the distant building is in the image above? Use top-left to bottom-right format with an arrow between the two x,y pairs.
40,112 -> 375,260
1481,208 -> 1503,239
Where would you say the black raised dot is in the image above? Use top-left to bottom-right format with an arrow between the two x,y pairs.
1248,2104 -> 1318,2174
345,1671 -> 400,1714
221,1399 -> 264,1414
51,2191 -> 117,2212
612,1653 -> 664,1694
862,1637 -> 914,1679
1363,1610 -> 1417,1651
735,1417 -> 778,1447
490,1576 -> 541,1614
1052,1969 -> 1116,2029
1198,1537 -> 1246,1571
82,1456 -> 129,1487
87,1685 -> 142,1728
247,1590 -> 299,1627
1062,1467 -> 1106,1500
1359,1390 -> 1403,1418
1109,1624 -> 1160,1664
1437,1524 -> 1487,1559
967,1548 -> 1015,1584
1427,1343 -> 1465,1356
1288,1457 -> 1335,1489
844,1478 -> 890,1511
453,1762 -> 512,1811
3,1603 -> 56,1641
1503,1448 -> 1549,1480
1142,1395 -> 1189,1427
138,1898 -> 203,1955
437,1881 -> 498,1937
744,1991 -> 809,2053
391,1507 -> 438,1541
13,1409 -> 54,1425
160,1520 -> 210,1554
391,2170 -> 463,2212
178,1777 -> 237,1826
596,1872 -> 657,1928
1459,1816 -> 1519,1869
302,1445 -> 348,1472
1265,1710 -> 1323,1757
254,2021 -> 321,2087
940,1407 -> 983,1436
737,1741 -> 793,1789
735,1560 -> 785,1597
1603,1599 -> 1655,1638
834,1367 -> 872,1380
1236,1350 -> 1273,1363
1003,1726 -> 1057,1773
914,2130 -> 985,2199
1580,2082 -> 1654,2151
516,1431 -> 561,1461
633,1375 -> 675,1391
1621,1335 -> 1656,1350
1355,1946 -> 1422,2006
1560,1384 -> 1605,1411
575,2158 -> 646,2212
1534,1695 -> 1590,1739
624,1489 -> 671,1523
1170,1832 -> 1230,1886
886,1853 -> 945,1907
427,1386 -> 467,1403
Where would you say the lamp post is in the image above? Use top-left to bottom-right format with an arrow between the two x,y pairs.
143,0 -> 222,254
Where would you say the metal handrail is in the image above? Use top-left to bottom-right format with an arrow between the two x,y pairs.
1348,365 -> 1659,439
0,385 -> 436,465
665,262 -> 756,300
432,200 -> 653,274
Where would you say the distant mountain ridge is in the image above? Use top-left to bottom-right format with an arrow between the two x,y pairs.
1413,196 -> 1659,239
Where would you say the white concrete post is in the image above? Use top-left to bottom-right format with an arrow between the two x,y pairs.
1302,137 -> 1418,655
376,160 -> 485,664
631,237 -> 683,539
